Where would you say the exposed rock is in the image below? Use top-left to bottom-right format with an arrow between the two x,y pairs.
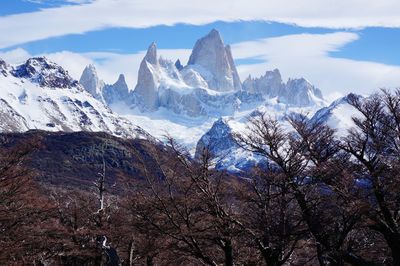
195,117 -> 236,159
103,74 -> 131,105
13,57 -> 79,89
132,43 -> 161,111
225,45 -> 242,91
175,59 -> 183,71
242,69 -> 284,96
284,78 -> 323,106
242,69 -> 324,106
187,29 -> 241,92
79,64 -> 105,101
0,58 -> 8,77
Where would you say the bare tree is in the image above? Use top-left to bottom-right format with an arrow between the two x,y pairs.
235,112 -> 373,265
128,138 -> 241,266
342,91 -> 400,264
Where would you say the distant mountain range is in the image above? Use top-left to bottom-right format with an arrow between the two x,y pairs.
0,29 -> 357,171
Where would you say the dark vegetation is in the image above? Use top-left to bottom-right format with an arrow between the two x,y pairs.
1,90 -> 400,265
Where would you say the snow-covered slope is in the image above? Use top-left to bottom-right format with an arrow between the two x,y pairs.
0,57 -> 149,139
310,93 -> 361,136
193,98 -> 322,171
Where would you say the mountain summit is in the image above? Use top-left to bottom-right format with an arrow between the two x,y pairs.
132,42 -> 162,111
76,29 -> 324,117
187,29 -> 242,92
79,64 -> 105,101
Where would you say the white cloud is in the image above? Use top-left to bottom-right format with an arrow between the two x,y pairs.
2,32 -> 400,101
232,32 -> 400,97
0,48 -> 31,64
1,0 -> 400,49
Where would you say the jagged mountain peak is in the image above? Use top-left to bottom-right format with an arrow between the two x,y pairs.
102,73 -> 130,106
205,28 -> 223,43
186,29 -> 241,92
0,57 -> 150,139
79,64 -> 105,101
81,64 -> 98,78
188,29 -> 225,66
285,77 -> 324,103
115,73 -> 127,86
13,57 -> 79,89
133,42 -> 161,111
242,68 -> 283,96
112,74 -> 129,94
175,59 -> 183,71
144,42 -> 158,65
195,117 -> 235,159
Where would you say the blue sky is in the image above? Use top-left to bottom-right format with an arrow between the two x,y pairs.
1,0 -> 400,101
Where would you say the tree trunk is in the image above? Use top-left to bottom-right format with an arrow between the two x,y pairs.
128,240 -> 134,266
146,255 -> 154,266
385,233 -> 400,265
223,240 -> 234,266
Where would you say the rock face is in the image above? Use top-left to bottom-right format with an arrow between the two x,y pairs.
243,69 -> 324,106
187,29 -> 241,92
195,117 -> 266,172
242,69 -> 284,96
132,42 -> 161,111
284,78 -> 323,106
74,29 -> 324,119
195,117 -> 236,159
13,57 -> 80,89
0,59 -> 8,77
103,74 -> 130,105
79,64 -> 105,101
175,59 -> 183,71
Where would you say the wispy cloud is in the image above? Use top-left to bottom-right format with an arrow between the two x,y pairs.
1,0 -> 400,49
233,32 -> 400,99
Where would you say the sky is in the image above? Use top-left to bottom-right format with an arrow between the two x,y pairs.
1,0 -> 400,102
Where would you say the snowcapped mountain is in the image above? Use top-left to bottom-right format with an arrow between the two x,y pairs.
243,69 -> 324,106
73,29 -> 328,157
193,97 -> 323,171
0,29 -> 332,171
127,29 -> 324,117
195,117 -> 266,172
78,29 -> 324,120
186,29 -> 242,92
310,93 -> 361,135
0,57 -> 149,139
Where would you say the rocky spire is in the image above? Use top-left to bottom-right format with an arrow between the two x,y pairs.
187,29 -> 240,92
114,74 -> 128,89
242,69 -> 284,96
79,64 -> 105,101
175,59 -> 183,71
225,45 -> 242,91
133,42 -> 160,111
144,42 -> 158,65
102,74 -> 130,105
